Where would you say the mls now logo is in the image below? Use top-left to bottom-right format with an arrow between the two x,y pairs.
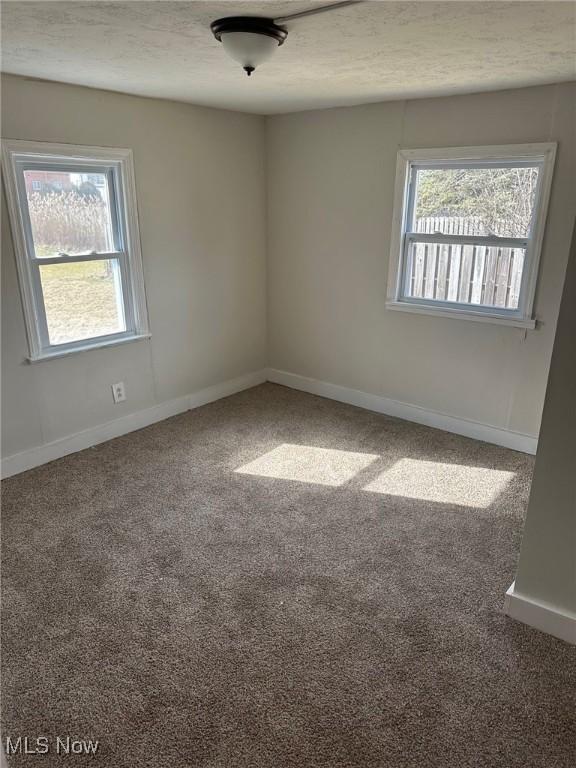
4,735 -> 99,756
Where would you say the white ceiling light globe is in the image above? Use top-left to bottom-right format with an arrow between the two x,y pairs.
220,32 -> 279,72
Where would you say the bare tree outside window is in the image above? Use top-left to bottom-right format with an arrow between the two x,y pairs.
414,166 -> 539,238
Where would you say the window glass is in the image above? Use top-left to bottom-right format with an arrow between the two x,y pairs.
412,166 -> 540,238
24,169 -> 115,257
39,260 -> 125,344
404,241 -> 525,309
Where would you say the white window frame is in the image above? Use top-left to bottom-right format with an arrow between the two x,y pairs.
386,143 -> 557,329
2,139 -> 150,361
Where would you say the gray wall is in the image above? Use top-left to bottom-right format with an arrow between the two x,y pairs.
3,78 -> 575,465
266,83 -> 576,438
514,223 -> 576,614
1,74 -> 267,459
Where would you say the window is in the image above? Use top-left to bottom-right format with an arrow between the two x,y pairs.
387,143 -> 556,328
2,140 -> 150,360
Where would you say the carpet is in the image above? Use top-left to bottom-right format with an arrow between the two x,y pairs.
2,383 -> 574,767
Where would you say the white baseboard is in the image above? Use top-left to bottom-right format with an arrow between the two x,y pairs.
503,582 -> 576,644
266,368 -> 538,455
1,369 -> 267,479
1,366 -> 537,478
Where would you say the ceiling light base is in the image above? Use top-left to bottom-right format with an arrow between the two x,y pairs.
210,17 -> 288,45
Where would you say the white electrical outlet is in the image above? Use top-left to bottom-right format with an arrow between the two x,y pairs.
111,381 -> 126,404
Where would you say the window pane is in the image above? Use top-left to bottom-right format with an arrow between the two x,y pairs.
404,241 -> 525,309
39,260 -> 126,345
412,166 -> 540,238
24,169 -> 115,257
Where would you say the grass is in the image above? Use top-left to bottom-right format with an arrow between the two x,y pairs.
39,260 -> 124,345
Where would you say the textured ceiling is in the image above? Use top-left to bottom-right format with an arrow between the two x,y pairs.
1,1 -> 575,114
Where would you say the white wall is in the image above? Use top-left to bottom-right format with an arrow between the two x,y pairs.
514,221 -> 576,619
1,74 -> 267,461
266,83 -> 576,439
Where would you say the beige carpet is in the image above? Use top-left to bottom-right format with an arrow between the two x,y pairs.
2,383 -> 574,767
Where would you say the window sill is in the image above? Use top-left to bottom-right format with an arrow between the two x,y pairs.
27,332 -> 151,363
385,301 -> 536,329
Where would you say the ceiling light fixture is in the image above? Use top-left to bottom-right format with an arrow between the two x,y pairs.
210,1 -> 364,76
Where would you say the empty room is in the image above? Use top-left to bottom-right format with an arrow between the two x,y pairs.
1,1 -> 575,766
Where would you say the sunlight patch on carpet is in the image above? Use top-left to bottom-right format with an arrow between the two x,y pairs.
363,458 -> 514,508
235,443 -> 379,487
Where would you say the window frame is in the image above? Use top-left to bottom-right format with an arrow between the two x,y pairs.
2,139 -> 150,361
386,143 -> 557,329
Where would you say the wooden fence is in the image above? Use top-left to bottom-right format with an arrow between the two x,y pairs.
407,217 -> 525,309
